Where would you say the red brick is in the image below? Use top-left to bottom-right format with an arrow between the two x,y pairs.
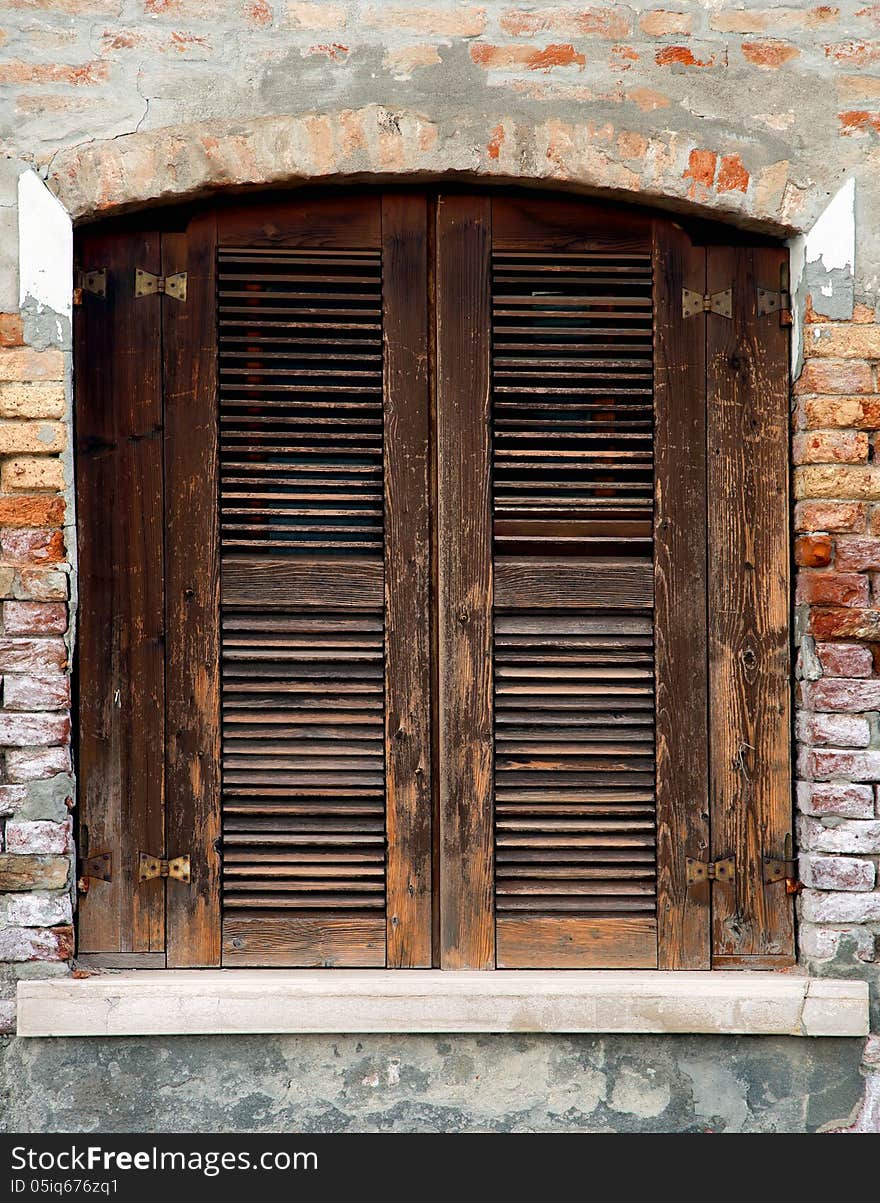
0,348 -> 64,383
803,396 -> 880,428
683,149 -> 716,194
795,534 -> 834,567
3,602 -> 67,635
471,43 -> 586,70
245,0 -> 272,24
2,674 -> 70,711
0,712 -> 70,747
825,39 -> 880,64
15,570 -> 68,602
795,360 -> 875,394
801,854 -> 875,891
839,110 -> 880,135
0,315 -> 23,347
835,536 -> 880,571
816,642 -> 875,677
500,7 -> 630,38
793,431 -> 870,464
5,819 -> 72,854
807,748 -> 880,780
797,710 -> 871,746
796,572 -> 869,606
799,782 -> 875,818
871,507 -> 880,535
0,529 -> 65,565
286,2 -> 346,29
0,60 -> 109,85
365,5 -> 487,36
806,323 -> 880,357
805,677 -> 880,710
741,39 -> 801,67
655,45 -> 716,67
716,153 -> 749,193
0,926 -> 73,963
0,638 -> 67,674
306,42 -> 349,61
810,606 -> 880,640
625,86 -> 670,110
5,746 -> 71,782
638,10 -> 692,36
795,501 -> 867,532
0,498 -> 65,529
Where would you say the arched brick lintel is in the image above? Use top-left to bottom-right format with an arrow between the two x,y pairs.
45,106 -> 820,235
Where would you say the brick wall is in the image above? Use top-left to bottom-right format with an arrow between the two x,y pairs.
0,326 -> 73,1032
795,304 -> 880,969
0,2 -> 879,1042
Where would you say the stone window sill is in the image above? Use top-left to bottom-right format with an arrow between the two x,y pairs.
16,970 -> 869,1038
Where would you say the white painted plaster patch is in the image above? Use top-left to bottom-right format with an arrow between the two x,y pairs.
18,169 -> 73,330
788,178 -> 856,375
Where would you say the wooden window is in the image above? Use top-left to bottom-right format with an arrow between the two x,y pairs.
75,190 -> 793,971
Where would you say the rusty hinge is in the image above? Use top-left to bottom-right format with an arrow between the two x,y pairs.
682,287 -> 732,319
134,269 -> 187,302
757,287 -> 793,325
764,833 -> 802,894
138,852 -> 191,883
73,268 -> 107,306
76,851 -> 112,893
686,856 -> 735,886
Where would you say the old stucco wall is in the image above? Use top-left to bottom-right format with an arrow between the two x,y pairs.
2,0 -> 880,1132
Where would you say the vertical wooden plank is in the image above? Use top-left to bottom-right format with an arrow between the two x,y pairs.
707,244 -> 794,964
382,194 -> 433,967
435,195 -> 494,969
653,222 -> 711,970
162,212 -> 222,966
76,228 -> 166,954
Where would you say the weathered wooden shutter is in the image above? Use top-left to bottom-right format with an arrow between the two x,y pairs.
76,191 -> 792,972
76,227 -> 167,963
214,195 -> 432,967
706,245 -> 793,966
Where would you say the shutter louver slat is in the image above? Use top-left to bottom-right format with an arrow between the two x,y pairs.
491,225 -> 658,968
218,245 -> 386,966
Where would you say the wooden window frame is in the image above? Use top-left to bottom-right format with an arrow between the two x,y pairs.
74,187 -> 794,973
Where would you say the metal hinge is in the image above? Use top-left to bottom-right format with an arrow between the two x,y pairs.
73,268 -> 107,306
76,851 -> 112,893
764,833 -> 802,894
134,269 -> 187,302
138,852 -> 191,883
682,287 -> 732,319
686,856 -> 735,886
757,287 -> 793,325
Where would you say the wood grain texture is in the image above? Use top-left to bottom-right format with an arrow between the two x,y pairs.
653,221 -> 711,970
436,195 -> 495,969
382,195 -> 433,967
495,559 -> 653,609
221,558 -> 383,609
497,917 -> 657,968
707,245 -> 794,964
216,193 -> 380,249
75,227 -> 166,956
163,213 -> 222,966
222,917 -> 385,966
492,197 -> 652,253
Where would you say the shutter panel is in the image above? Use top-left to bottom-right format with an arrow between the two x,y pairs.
214,196 -> 432,966
162,213 -> 221,966
490,199 -> 658,968
707,245 -> 794,966
76,227 -> 167,962
435,196 -> 495,969
653,222 -> 711,970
